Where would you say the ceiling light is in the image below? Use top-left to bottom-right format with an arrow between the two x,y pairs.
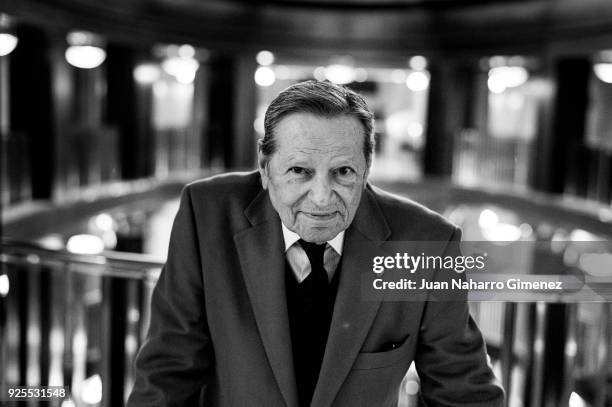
594,63 -> 612,83
133,63 -> 161,84
313,66 -> 326,81
162,55 -> 199,84
254,66 -> 276,87
0,14 -> 18,56
65,46 -> 106,69
325,64 -> 355,85
409,55 -> 427,71
487,66 -> 528,93
406,71 -> 429,91
177,44 -> 195,58
0,33 -> 17,56
0,274 -> 9,297
65,31 -> 106,69
256,50 -> 274,66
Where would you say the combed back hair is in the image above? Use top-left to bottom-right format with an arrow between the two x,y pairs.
258,80 -> 375,168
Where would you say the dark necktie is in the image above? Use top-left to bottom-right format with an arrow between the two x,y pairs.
293,239 -> 332,407
298,239 -> 329,290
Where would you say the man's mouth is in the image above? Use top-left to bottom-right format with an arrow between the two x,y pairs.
302,212 -> 337,221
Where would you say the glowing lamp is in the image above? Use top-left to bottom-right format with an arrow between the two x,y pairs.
0,33 -> 17,56
254,66 -> 276,87
594,63 -> 612,83
65,31 -> 106,69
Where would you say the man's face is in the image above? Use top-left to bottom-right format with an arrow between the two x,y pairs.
260,113 -> 369,244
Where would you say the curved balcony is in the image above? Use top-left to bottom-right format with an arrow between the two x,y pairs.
1,178 -> 611,407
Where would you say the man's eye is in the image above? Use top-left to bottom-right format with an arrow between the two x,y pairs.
288,167 -> 308,175
335,167 -> 355,177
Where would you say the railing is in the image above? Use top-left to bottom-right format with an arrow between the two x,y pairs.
0,239 -> 162,407
2,238 -> 610,407
2,177 -> 612,407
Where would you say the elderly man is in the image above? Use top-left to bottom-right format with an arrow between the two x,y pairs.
128,80 -> 504,407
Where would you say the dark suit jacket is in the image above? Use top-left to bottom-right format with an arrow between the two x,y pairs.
127,171 -> 504,407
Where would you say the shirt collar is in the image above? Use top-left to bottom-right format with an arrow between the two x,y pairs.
281,222 -> 344,255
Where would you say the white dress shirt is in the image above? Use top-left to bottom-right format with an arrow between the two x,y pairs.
281,223 -> 344,283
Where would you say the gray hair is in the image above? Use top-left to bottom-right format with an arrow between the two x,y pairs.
258,80 -> 375,168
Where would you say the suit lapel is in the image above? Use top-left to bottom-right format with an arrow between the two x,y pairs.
311,185 -> 391,407
234,190 -> 299,407
234,184 -> 391,407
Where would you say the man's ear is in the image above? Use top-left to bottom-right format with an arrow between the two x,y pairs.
258,152 -> 269,190
362,166 -> 370,188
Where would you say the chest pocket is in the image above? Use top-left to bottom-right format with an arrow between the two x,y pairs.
352,334 -> 413,370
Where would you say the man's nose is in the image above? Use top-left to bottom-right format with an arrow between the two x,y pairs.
309,174 -> 333,206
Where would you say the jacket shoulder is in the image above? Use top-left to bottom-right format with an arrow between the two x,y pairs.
179,171 -> 263,236
368,183 -> 459,241
185,171 -> 262,203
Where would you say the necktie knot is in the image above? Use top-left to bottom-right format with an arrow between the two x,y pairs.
298,239 -> 328,287
298,239 -> 326,269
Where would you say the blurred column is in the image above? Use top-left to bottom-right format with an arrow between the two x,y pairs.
531,57 -> 590,195
106,44 -> 143,180
51,33 -> 75,198
52,31 -> 108,196
9,24 -> 55,199
134,66 -> 154,177
232,53 -> 257,168
593,304 -> 610,407
101,276 -> 127,407
0,15 -> 11,206
424,59 -> 481,178
74,65 -> 106,187
205,52 -> 256,169
524,249 -> 574,407
527,304 -> 573,407
500,302 -> 516,405
194,59 -> 209,171
0,46 -> 8,135
1,45 -> 11,206
204,55 -> 231,168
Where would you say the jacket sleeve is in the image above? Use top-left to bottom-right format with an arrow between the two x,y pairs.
127,185 -> 213,406
415,227 -> 505,406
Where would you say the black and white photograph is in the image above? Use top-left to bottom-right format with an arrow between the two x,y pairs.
1,1 -> 612,406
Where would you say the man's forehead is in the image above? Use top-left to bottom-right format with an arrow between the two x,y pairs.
274,113 -> 363,148
267,113 -> 365,167
275,112 -> 362,134
283,149 -> 359,162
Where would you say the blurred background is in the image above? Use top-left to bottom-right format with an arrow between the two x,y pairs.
1,0 -> 611,406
